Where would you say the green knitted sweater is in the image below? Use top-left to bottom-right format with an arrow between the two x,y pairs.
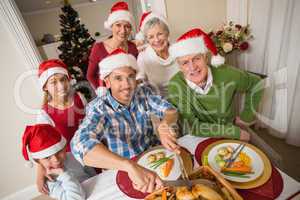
168,65 -> 263,139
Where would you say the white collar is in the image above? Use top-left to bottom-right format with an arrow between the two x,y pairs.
145,45 -> 174,66
186,67 -> 213,95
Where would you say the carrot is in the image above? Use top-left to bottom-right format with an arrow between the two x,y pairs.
222,165 -> 252,174
161,189 -> 167,200
161,158 -> 174,177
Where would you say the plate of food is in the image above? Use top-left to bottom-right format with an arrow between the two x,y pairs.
137,147 -> 181,180
207,142 -> 264,183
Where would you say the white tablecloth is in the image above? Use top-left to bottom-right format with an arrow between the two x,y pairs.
82,135 -> 300,200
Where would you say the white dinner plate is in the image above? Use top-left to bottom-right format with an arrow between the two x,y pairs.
207,142 -> 264,182
137,148 -> 181,181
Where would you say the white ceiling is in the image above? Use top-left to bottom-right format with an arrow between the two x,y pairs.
14,0 -> 99,14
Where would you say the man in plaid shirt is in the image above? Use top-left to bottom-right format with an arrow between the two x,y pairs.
71,49 -> 179,194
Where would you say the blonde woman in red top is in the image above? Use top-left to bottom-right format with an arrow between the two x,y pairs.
87,1 -> 138,96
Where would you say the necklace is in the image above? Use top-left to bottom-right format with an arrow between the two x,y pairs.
104,39 -> 128,53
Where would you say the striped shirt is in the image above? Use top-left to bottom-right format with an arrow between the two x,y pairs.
71,84 -> 174,165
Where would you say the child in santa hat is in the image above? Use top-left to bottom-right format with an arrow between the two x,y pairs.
36,59 -> 95,195
22,124 -> 86,200
87,1 -> 138,96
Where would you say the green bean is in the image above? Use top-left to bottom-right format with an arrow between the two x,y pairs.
222,171 -> 251,178
150,155 -> 174,169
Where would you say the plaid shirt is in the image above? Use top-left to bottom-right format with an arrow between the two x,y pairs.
71,84 -> 175,165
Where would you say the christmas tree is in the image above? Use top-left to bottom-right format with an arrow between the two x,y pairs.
58,0 -> 95,99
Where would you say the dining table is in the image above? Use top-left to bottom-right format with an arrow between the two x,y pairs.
82,135 -> 300,200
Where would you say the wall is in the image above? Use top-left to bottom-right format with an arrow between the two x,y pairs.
165,0 -> 227,41
0,16 -> 43,198
22,0 -> 135,45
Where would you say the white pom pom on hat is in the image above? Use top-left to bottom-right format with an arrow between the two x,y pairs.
169,28 -> 225,67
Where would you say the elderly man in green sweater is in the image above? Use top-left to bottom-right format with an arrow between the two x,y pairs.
167,28 -> 263,142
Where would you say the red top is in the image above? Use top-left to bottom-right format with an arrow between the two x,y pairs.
42,93 -> 85,152
87,41 -> 138,89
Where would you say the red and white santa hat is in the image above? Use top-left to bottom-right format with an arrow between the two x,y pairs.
169,28 -> 225,67
38,59 -> 69,88
104,1 -> 134,30
22,124 -> 66,168
135,11 -> 169,41
99,48 -> 138,79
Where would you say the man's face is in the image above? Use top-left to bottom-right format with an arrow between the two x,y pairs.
105,67 -> 137,106
177,53 -> 209,85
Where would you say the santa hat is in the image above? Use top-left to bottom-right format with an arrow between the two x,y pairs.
135,11 -> 169,41
169,28 -> 225,67
38,59 -> 69,88
104,1 -> 134,30
22,124 -> 66,168
99,48 -> 138,79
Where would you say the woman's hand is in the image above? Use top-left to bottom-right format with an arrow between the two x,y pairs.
126,161 -> 163,193
158,123 -> 181,154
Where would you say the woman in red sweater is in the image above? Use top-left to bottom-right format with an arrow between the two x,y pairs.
87,1 -> 138,96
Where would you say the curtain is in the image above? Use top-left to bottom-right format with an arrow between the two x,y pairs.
228,0 -> 300,146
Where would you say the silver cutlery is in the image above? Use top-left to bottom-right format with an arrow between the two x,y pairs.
225,143 -> 246,168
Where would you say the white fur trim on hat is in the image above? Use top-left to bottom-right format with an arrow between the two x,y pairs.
136,13 -> 168,41
39,67 -> 69,88
142,13 -> 168,34
211,54 -> 225,67
104,10 -> 134,30
30,137 -> 66,159
99,53 -> 138,79
169,36 -> 208,59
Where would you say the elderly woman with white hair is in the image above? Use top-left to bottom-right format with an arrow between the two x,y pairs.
135,12 -> 179,97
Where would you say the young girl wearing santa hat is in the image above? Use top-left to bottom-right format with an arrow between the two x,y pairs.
35,59 -> 95,195
87,1 -> 138,96
22,124 -> 87,200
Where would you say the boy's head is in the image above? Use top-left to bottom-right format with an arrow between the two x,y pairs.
99,48 -> 138,106
169,28 -> 225,67
22,124 -> 67,169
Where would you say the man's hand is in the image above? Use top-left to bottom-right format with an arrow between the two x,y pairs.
239,128 -> 251,142
158,123 -> 180,154
127,161 -> 163,193
235,116 -> 256,129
